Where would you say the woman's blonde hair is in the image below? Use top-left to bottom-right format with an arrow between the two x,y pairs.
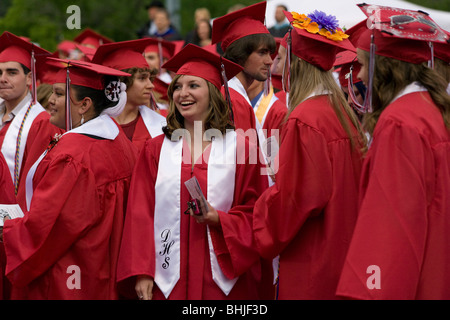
287,57 -> 367,151
360,50 -> 450,135
162,74 -> 234,138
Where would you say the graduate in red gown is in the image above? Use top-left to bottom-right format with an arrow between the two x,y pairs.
252,10 -> 367,299
1,58 -> 137,299
212,2 -> 276,135
336,6 -> 450,299
92,39 -> 166,153
116,44 -> 272,300
0,32 -> 64,204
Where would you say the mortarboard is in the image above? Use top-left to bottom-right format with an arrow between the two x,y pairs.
92,38 -> 150,70
46,57 -> 130,90
144,38 -> 176,61
285,10 -> 355,71
0,31 -> 51,70
73,28 -> 113,49
0,31 -> 52,104
434,31 -> 450,63
46,57 -> 130,131
355,3 -> 449,64
211,1 -> 270,52
344,4 -> 450,113
162,43 -> 243,90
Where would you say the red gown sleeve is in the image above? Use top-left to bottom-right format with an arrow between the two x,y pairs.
336,119 -> 434,300
0,153 -> 15,204
116,139 -> 159,283
3,154 -> 99,287
253,117 -> 333,260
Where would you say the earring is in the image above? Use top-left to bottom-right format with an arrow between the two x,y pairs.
80,114 -> 85,125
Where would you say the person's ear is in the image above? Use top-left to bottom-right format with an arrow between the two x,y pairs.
79,97 -> 93,115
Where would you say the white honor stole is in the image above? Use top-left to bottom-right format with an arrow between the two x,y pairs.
138,105 -> 166,138
154,130 -> 238,298
1,97 -> 46,186
25,115 -> 119,210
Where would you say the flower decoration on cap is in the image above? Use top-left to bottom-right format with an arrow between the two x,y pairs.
291,10 -> 349,42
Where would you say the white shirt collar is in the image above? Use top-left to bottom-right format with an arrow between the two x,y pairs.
0,93 -> 32,127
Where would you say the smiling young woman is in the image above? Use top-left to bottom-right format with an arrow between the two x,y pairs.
117,44 -> 274,301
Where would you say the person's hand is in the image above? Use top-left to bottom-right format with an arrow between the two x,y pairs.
135,275 -> 154,300
0,215 -> 10,242
190,200 -> 220,227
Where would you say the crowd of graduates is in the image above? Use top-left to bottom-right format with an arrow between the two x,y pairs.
0,0 -> 449,301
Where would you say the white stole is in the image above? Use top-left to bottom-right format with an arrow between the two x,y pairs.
1,96 -> 46,185
154,131 -> 238,298
138,105 -> 166,138
25,115 -> 119,211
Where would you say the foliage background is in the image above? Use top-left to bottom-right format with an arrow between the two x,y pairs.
0,0 -> 448,52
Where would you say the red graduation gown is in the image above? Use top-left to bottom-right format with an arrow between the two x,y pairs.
253,95 -> 364,299
336,91 -> 450,300
260,98 -> 287,139
1,111 -> 64,209
0,153 -> 16,300
124,113 -> 151,154
117,133 -> 272,300
3,127 -> 137,299
222,87 -> 256,132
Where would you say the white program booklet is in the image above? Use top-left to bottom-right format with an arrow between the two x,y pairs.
0,204 -> 24,227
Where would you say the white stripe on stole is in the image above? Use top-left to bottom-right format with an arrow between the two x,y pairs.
154,130 -> 237,298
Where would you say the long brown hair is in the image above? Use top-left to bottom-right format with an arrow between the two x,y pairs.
287,57 -> 367,151
360,50 -> 450,135
162,74 -> 234,138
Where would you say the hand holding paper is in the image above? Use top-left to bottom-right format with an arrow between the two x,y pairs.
0,204 -> 24,227
184,177 -> 220,226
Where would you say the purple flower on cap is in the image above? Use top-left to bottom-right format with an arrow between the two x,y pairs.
308,10 -> 340,33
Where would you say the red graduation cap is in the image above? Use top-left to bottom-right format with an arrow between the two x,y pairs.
57,40 -> 78,56
46,57 -> 130,90
0,31 -> 51,70
285,10 -> 355,71
74,43 -> 97,62
152,76 -> 169,101
92,38 -> 150,70
332,50 -> 362,87
359,3 -> 449,43
0,31 -> 52,104
144,38 -> 176,61
73,28 -> 113,49
434,31 -> 450,63
162,43 -> 243,90
211,1 -> 270,52
46,57 -> 130,131
354,3 -> 450,64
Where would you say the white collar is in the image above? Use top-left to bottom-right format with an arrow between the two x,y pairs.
228,77 -> 251,106
64,114 -> 119,140
391,81 -> 427,103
